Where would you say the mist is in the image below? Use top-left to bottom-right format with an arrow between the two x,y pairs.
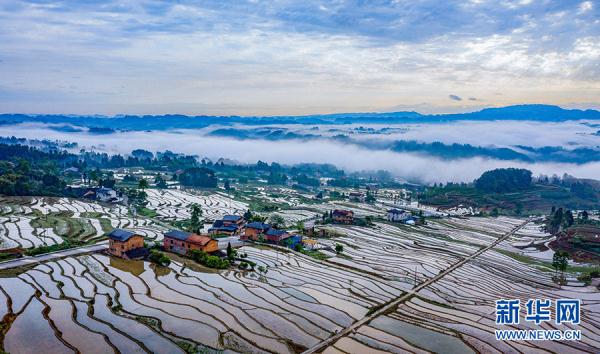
2,122 -> 599,184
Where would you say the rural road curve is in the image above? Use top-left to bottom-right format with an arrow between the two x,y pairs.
0,241 -> 108,270
302,217 -> 533,354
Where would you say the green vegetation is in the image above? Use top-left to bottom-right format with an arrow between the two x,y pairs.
148,250 -> 171,266
188,249 -> 230,269
0,144 -> 67,196
474,168 -> 532,193
295,244 -> 330,260
421,168 -> 600,214
136,207 -> 158,218
552,251 -> 569,278
178,167 -> 218,188
335,243 -> 344,254
188,204 -> 203,233
577,270 -> 600,286
24,241 -> 81,256
267,214 -> 285,229
226,242 -> 237,262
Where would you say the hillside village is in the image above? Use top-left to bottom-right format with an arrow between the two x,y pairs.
0,170 -> 599,353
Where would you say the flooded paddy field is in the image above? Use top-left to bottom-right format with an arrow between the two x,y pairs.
317,219 -> 600,354
0,245 -> 407,353
144,189 -> 248,222
0,190 -> 598,354
0,196 -> 172,248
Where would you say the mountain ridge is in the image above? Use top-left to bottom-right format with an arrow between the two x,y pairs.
1,104 -> 599,131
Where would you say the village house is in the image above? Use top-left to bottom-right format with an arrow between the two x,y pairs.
264,228 -> 291,243
163,230 -> 219,255
348,192 -> 366,203
96,187 -> 120,203
107,229 -> 147,259
163,230 -> 192,254
208,214 -> 245,236
332,209 -> 354,224
242,222 -> 270,241
186,234 -> 219,253
387,208 -> 411,222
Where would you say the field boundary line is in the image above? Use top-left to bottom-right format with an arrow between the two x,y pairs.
302,217 -> 533,354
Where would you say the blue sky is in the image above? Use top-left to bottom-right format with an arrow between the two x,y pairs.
0,0 -> 598,115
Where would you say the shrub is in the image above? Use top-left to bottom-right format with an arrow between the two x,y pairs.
149,249 -> 171,266
189,249 -> 229,269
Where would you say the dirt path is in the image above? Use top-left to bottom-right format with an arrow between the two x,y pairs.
302,217 -> 533,354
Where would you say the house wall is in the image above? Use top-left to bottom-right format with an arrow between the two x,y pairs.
209,229 -> 235,236
163,237 -> 188,255
333,215 -> 353,224
109,235 -> 144,258
388,212 -> 409,222
244,228 -> 262,241
188,240 -> 219,253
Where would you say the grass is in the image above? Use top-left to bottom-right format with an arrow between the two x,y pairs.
137,207 -> 158,218
300,249 -> 330,260
24,241 -> 83,256
496,249 -> 600,274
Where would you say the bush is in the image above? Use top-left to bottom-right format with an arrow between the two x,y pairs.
188,249 -> 229,269
149,250 -> 171,266
25,241 -> 77,256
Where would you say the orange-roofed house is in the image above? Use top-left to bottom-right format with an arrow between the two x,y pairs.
187,234 -> 219,253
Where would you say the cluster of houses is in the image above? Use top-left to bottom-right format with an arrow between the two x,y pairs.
107,213 -> 303,260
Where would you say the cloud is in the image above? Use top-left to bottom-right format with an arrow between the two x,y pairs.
449,94 -> 462,101
0,1 -> 598,115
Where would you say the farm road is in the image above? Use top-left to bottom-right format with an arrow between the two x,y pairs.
0,241 -> 108,270
302,217 -> 534,354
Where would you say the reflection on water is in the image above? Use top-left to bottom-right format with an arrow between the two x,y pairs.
110,257 -> 145,276
370,316 -> 474,354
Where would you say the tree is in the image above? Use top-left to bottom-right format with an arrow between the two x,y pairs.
564,210 -> 574,227
154,174 -> 167,189
335,243 -> 344,254
243,209 -> 253,220
178,167 -> 218,188
268,214 -> 286,229
474,168 -> 532,193
224,179 -> 231,190
552,251 -> 569,278
189,204 -> 203,233
296,221 -> 305,232
515,202 -> 523,216
138,179 -> 149,190
226,242 -> 237,261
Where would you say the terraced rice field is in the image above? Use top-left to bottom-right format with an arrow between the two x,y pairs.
145,189 -> 248,221
0,193 -> 598,354
305,217 -> 600,353
0,248 -> 404,353
0,197 -> 167,248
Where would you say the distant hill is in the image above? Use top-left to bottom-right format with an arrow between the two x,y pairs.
0,104 -> 598,131
441,104 -> 600,121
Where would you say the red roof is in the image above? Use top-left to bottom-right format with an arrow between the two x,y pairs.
187,234 -> 215,246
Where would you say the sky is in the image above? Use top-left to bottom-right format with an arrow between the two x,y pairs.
0,0 -> 599,116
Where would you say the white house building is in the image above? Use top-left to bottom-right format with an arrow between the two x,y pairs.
96,187 -> 119,203
387,208 -> 411,222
